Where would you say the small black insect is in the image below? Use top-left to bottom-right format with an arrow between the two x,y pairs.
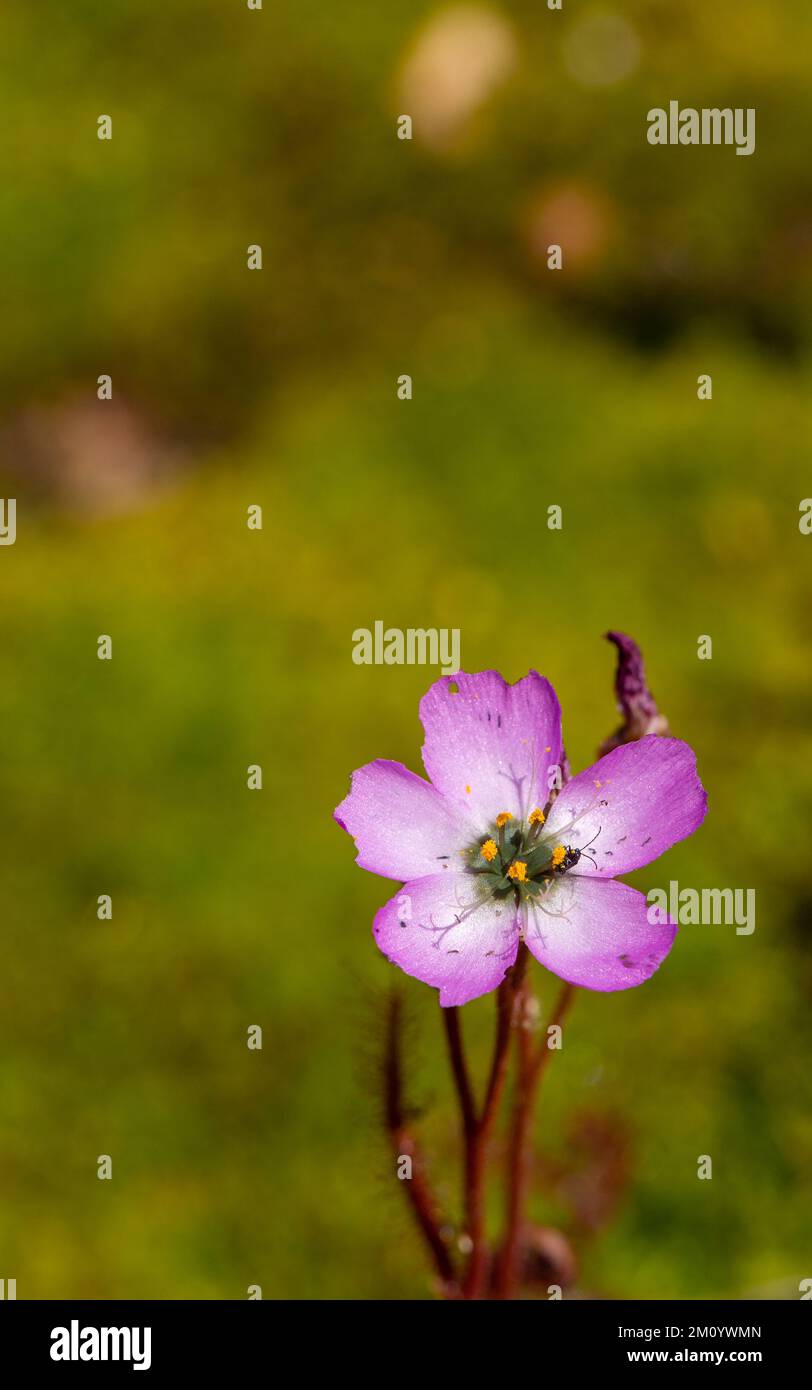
553,845 -> 581,872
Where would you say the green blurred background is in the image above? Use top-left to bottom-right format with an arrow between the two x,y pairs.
1,0 -> 810,1298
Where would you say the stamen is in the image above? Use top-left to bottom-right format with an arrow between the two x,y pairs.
507,861 -> 528,883
495,812 -> 513,828
480,838 -> 498,863
550,845 -> 566,869
529,808 -> 545,826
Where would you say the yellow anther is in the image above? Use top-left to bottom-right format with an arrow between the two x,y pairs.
507,861 -> 528,883
480,839 -> 498,863
550,845 -> 566,869
495,812 -> 513,828
529,808 -> 546,826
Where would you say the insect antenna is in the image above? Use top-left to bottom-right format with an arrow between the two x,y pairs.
577,825 -> 602,870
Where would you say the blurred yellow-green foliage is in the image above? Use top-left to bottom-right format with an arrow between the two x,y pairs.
0,0 -> 810,1298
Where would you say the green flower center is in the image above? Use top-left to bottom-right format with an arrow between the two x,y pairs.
466,811 -> 579,901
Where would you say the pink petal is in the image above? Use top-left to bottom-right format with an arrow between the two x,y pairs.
334,760 -> 468,881
419,670 -> 563,832
543,736 -> 707,877
524,876 -> 677,991
373,874 -> 520,1006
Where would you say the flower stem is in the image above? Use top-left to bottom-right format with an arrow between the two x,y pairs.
384,992 -> 457,1292
493,980 -> 577,1299
456,944 -> 528,1300
442,1007 -> 477,1141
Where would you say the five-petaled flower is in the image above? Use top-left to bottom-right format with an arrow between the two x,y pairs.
334,671 -> 707,1007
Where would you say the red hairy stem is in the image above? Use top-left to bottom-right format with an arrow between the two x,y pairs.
442,1007 -> 477,1142
384,993 -> 457,1291
493,980 -> 577,1299
482,945 -> 528,1121
457,944 -> 528,1300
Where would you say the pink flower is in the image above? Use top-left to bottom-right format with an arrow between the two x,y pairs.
335,671 -> 707,1007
